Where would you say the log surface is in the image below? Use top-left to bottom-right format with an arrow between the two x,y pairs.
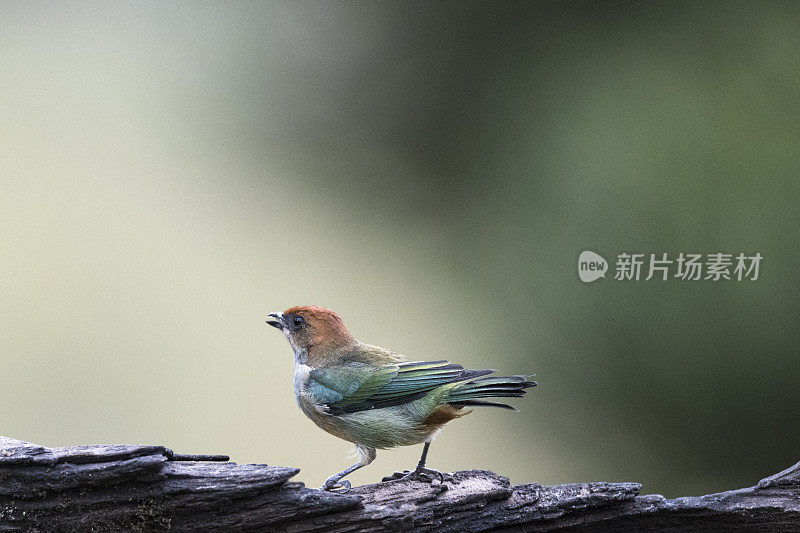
1,436 -> 798,532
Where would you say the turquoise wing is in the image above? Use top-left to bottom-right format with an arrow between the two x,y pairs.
308,360 -> 493,415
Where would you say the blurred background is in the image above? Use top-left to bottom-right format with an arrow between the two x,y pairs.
2,1 -> 799,497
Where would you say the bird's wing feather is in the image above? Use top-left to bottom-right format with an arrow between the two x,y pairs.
308,360 -> 493,415
307,363 -> 397,408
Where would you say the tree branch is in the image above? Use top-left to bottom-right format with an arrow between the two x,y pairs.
1,436 -> 798,531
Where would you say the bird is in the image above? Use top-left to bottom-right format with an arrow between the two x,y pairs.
266,305 -> 536,492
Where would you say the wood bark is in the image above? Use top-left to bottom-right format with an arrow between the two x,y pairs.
1,436 -> 798,531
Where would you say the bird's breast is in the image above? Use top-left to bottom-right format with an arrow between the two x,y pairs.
293,363 -> 317,411
293,363 -> 312,396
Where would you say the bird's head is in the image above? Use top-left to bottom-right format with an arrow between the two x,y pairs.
266,306 -> 356,363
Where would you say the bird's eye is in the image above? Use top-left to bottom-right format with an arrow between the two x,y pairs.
291,316 -> 306,329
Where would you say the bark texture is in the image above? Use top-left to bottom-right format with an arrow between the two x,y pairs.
1,436 -> 798,532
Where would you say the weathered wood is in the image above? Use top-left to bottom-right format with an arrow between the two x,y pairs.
0,436 -> 798,532
0,437 -> 55,466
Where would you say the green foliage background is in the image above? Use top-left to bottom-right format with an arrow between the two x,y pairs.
2,2 -> 798,496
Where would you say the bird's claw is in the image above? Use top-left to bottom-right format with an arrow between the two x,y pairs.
321,478 -> 351,493
410,467 -> 445,484
382,468 -> 445,484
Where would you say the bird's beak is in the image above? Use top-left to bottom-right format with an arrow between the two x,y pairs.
266,312 -> 285,330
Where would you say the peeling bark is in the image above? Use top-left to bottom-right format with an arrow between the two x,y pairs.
1,436 -> 798,532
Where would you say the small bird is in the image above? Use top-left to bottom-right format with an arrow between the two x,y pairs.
266,305 -> 536,492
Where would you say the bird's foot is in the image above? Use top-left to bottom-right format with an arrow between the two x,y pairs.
321,478 -> 351,493
382,467 -> 445,484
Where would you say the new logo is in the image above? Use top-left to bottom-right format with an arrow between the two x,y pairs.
578,251 -> 608,282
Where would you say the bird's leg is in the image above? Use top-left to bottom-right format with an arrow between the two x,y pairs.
322,463 -> 363,493
382,441 -> 444,483
415,440 -> 432,471
409,441 -> 444,482
322,444 -> 376,493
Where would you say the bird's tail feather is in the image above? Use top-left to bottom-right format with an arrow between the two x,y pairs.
447,375 -> 536,410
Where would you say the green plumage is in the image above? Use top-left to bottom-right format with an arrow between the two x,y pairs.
305,359 -> 534,416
